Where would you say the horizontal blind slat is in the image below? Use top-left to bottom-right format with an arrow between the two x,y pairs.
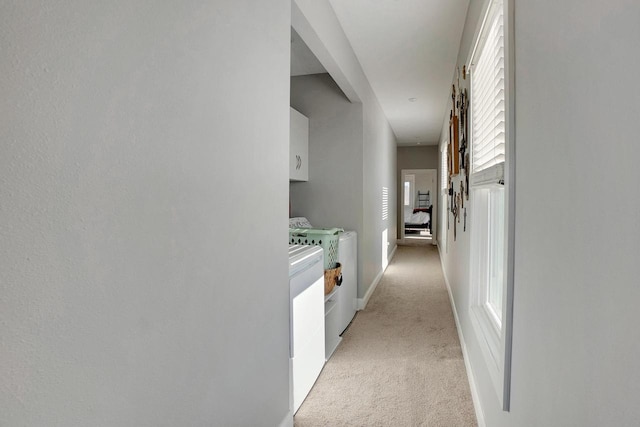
471,1 -> 504,176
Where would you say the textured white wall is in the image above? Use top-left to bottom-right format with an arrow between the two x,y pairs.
441,0 -> 640,425
0,2 -> 291,426
507,0 -> 640,424
413,172 -> 431,200
289,74 -> 364,231
293,0 -> 398,299
362,98 -> 398,290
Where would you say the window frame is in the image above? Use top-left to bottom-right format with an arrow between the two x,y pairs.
466,0 -> 515,411
403,181 -> 411,206
440,142 -> 448,194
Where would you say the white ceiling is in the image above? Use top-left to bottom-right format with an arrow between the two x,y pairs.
328,0 -> 469,145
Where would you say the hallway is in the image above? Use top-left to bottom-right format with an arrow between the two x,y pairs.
295,245 -> 477,426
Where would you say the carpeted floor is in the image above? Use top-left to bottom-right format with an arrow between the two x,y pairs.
294,245 -> 477,427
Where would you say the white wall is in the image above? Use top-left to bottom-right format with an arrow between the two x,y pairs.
362,99 -> 398,288
441,0 -> 640,425
290,73 -> 364,290
0,2 -> 292,426
293,0 -> 397,300
413,172 -> 431,203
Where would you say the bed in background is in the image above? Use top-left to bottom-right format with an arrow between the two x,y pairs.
404,205 -> 432,235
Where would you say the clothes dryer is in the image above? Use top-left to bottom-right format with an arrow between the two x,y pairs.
337,231 -> 357,334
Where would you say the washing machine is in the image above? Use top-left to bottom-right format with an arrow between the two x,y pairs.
288,244 -> 325,414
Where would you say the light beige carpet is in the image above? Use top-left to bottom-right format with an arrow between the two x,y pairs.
294,245 -> 477,427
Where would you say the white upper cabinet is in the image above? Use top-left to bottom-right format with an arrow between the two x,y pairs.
290,107 -> 309,181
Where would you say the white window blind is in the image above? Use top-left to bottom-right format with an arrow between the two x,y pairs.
471,1 -> 505,177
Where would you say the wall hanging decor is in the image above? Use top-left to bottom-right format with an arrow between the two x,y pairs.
452,190 -> 458,241
459,88 -> 468,172
465,153 -> 470,200
464,208 -> 467,232
448,66 -> 472,242
448,112 -> 453,177
450,85 -> 460,176
447,197 -> 453,232
449,182 -> 454,212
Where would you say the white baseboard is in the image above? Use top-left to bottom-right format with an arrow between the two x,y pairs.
357,244 -> 397,310
278,411 -> 293,427
436,244 -> 486,427
357,269 -> 382,310
388,243 -> 397,262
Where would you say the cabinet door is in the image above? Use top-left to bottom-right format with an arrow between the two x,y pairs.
290,107 -> 309,181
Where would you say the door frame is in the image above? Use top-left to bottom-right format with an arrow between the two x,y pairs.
399,168 -> 437,245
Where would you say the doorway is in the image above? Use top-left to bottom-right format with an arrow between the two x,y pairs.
400,169 -> 437,244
